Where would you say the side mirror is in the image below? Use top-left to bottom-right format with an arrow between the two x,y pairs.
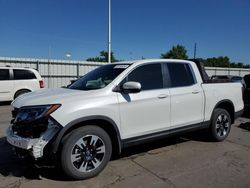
122,81 -> 141,93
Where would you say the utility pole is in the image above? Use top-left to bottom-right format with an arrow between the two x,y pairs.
108,0 -> 111,63
194,43 -> 197,59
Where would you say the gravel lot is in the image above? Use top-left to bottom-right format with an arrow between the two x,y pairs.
0,103 -> 250,188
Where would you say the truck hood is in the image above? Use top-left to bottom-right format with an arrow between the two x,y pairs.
12,88 -> 100,108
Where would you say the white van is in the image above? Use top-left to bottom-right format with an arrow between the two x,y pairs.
0,67 -> 44,101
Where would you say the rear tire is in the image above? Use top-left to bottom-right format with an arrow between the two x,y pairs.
61,126 -> 112,180
210,108 -> 231,141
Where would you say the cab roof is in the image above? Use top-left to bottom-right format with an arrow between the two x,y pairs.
114,59 -> 195,65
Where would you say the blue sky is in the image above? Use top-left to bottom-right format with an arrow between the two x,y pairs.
0,0 -> 250,63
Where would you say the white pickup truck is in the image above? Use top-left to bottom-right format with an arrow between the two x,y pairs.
6,59 -> 244,180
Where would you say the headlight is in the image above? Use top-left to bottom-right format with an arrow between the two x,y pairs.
15,104 -> 61,123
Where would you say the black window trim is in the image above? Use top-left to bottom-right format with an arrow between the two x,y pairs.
115,62 -> 169,92
162,63 -> 171,88
165,62 -> 197,88
188,63 -> 198,84
9,69 -> 14,80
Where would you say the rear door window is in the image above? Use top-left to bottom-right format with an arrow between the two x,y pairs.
0,69 -> 10,80
167,63 -> 195,87
14,69 -> 36,80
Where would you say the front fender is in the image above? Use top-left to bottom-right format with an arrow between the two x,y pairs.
51,115 -> 122,154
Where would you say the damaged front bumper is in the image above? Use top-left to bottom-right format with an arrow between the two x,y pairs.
6,121 -> 60,159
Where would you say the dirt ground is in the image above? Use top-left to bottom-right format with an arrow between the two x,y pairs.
0,104 -> 250,188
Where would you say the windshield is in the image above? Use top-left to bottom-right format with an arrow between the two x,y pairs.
68,64 -> 130,90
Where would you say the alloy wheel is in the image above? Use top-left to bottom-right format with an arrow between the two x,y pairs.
215,114 -> 229,137
70,135 -> 105,172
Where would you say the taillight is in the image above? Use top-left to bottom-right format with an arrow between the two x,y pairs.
39,80 -> 44,88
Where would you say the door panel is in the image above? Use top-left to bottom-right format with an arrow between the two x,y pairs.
170,84 -> 204,128
166,62 -> 204,128
0,81 -> 14,101
0,69 -> 13,101
117,89 -> 171,139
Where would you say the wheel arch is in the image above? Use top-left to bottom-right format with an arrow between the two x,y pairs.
52,116 -> 122,156
14,88 -> 32,99
212,99 -> 235,123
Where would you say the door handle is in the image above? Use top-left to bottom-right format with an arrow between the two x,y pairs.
192,91 -> 200,94
158,94 -> 168,99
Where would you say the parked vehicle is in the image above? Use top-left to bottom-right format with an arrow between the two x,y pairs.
243,74 -> 250,109
0,67 -> 44,101
6,59 -> 244,180
211,75 -> 230,80
211,75 -> 246,87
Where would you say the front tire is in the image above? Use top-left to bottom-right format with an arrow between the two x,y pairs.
61,126 -> 112,180
210,108 -> 231,141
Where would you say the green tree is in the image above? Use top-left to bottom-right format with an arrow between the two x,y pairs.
86,51 -> 118,63
230,62 -> 237,68
161,45 -> 188,59
202,57 -> 250,68
237,62 -> 243,68
204,56 -> 230,67
243,64 -> 250,68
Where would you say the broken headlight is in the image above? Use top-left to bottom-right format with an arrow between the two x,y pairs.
15,104 -> 61,123
12,104 -> 61,138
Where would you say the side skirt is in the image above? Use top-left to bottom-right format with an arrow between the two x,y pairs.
122,121 -> 210,148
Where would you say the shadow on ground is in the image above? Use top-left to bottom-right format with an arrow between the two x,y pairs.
238,122 -> 250,131
120,130 -> 211,158
0,137 -> 41,180
0,130 -> 211,181
120,136 -> 186,158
